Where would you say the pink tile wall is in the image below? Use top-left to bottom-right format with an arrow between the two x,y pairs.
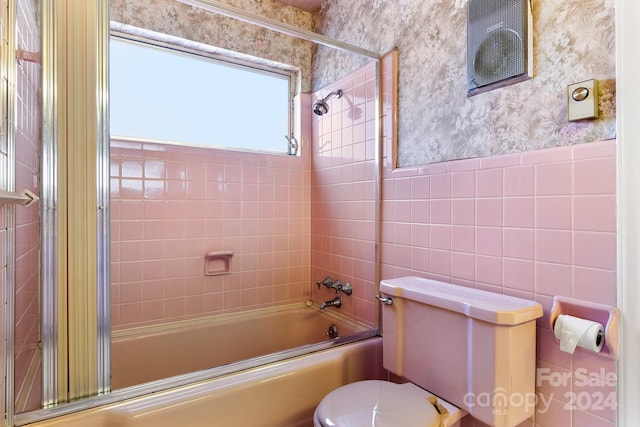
110,141 -> 310,329
14,0 -> 42,413
381,139 -> 617,427
310,61 -> 378,327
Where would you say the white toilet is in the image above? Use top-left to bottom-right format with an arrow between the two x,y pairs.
314,276 -> 543,427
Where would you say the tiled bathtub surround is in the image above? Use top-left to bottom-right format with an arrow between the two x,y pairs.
110,140 -> 310,330
382,139 -> 616,426
311,61 -> 378,327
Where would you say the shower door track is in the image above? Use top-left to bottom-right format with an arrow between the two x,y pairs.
178,0 -> 380,60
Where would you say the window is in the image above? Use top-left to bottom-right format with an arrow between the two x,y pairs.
110,37 -> 294,154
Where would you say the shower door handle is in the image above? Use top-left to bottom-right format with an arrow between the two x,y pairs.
0,189 -> 39,208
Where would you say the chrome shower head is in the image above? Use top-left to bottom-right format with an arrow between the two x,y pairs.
313,100 -> 329,116
312,89 -> 343,116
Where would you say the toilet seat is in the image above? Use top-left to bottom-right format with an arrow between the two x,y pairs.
314,380 -> 440,427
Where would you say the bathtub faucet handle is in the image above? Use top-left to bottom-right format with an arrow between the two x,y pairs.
335,281 -> 352,295
317,276 -> 334,289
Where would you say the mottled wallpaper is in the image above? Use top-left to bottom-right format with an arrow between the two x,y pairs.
111,0 -> 616,167
314,0 -> 616,166
110,0 -> 316,92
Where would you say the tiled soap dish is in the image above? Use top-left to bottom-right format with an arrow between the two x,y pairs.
205,250 -> 233,276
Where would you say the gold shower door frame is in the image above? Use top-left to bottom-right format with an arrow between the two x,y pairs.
37,0 -> 111,414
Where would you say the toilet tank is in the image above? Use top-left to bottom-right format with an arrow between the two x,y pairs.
380,277 -> 543,427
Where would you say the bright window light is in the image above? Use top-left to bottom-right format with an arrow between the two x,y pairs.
110,38 -> 292,154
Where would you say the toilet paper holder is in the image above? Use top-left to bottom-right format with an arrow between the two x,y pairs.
549,296 -> 619,359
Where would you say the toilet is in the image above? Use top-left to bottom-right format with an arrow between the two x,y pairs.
314,276 -> 543,427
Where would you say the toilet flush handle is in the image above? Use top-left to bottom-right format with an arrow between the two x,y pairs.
376,295 -> 393,305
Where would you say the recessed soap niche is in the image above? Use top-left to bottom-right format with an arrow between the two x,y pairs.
205,251 -> 234,276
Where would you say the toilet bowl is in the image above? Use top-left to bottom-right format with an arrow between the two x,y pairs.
313,276 -> 543,427
313,380 -> 464,427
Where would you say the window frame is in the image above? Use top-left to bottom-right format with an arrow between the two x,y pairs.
109,29 -> 299,155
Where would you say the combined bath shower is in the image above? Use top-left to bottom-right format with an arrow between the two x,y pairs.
312,89 -> 343,116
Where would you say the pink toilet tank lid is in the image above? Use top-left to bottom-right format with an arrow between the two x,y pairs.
380,276 -> 543,325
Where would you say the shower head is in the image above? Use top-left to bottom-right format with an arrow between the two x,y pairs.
313,100 -> 329,116
312,89 -> 343,116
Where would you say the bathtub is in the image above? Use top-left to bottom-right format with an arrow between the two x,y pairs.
26,337 -> 384,427
111,305 -> 372,389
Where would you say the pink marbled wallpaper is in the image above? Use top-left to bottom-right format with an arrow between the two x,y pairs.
314,0 -> 616,166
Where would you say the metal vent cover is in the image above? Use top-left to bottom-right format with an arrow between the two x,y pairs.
467,0 -> 532,96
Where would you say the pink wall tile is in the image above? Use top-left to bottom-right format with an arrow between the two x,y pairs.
503,258 -> 534,292
476,227 -> 502,257
380,139 -> 616,427
574,157 -> 616,195
476,198 -> 502,227
411,224 -> 430,248
536,162 -> 572,195
411,175 -> 430,199
451,226 -> 475,253
536,262 -> 572,297
427,251 -> 450,278
573,231 -> 616,270
430,199 -> 451,224
430,173 -> 451,199
410,247 -> 430,272
430,225 -> 451,250
573,267 -> 616,306
480,152 -> 521,169
446,157 -> 480,173
504,165 -> 534,197
451,199 -> 475,225
536,196 -> 572,230
451,252 -> 475,281
504,197 -> 534,228
535,394 -> 572,426
536,230 -> 572,264
410,200 -> 430,223
112,137 -> 311,329
522,145 -> 571,164
475,255 -> 502,286
451,171 -> 475,198
573,195 -> 616,232
504,228 -> 534,260
572,139 -> 616,159
476,168 -> 503,197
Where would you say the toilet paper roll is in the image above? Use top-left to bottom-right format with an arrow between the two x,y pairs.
553,314 -> 604,354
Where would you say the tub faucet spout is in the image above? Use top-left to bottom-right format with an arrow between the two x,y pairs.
320,296 -> 342,310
